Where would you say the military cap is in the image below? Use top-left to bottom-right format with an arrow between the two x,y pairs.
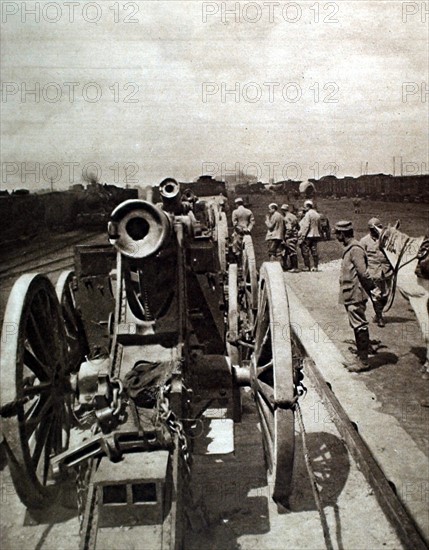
368,217 -> 382,229
280,204 -> 289,210
335,220 -> 353,232
234,197 -> 244,204
304,200 -> 313,207
268,202 -> 278,209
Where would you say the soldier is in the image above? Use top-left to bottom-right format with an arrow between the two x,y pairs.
218,192 -> 227,213
360,218 -> 393,327
298,199 -> 321,271
335,220 -> 378,373
353,196 -> 362,214
280,204 -> 299,272
265,203 -> 284,261
231,197 -> 255,258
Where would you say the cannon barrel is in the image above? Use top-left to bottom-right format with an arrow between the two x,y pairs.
159,178 -> 182,214
108,199 -> 171,259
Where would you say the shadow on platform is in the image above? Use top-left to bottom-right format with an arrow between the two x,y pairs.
384,315 -> 413,324
368,351 -> 399,370
289,431 -> 350,511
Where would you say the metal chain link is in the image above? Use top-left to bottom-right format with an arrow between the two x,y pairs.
156,384 -> 191,475
75,459 -> 93,533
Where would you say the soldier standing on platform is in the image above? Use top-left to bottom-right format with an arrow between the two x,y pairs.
360,217 -> 393,327
335,220 -> 379,373
265,203 -> 284,262
231,197 -> 255,258
280,204 -> 299,272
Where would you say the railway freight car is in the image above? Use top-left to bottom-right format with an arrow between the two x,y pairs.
0,183 -> 138,245
316,174 -> 429,201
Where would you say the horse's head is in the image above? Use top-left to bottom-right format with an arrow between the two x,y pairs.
378,220 -> 400,252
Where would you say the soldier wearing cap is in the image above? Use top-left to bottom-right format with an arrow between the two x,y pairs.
335,220 -> 377,372
265,203 -> 284,261
298,199 -> 321,271
231,197 -> 255,258
281,204 -> 300,272
360,218 -> 393,327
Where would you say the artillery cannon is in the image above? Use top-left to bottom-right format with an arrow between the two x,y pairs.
0,179 -> 303,548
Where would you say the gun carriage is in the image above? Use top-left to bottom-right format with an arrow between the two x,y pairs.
0,178 -> 304,548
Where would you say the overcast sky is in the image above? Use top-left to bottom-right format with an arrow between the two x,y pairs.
1,0 -> 428,189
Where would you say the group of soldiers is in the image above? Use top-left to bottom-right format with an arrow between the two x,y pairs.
232,197 -> 323,273
231,197 -> 394,374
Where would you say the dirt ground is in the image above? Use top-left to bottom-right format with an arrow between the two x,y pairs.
239,194 -> 429,451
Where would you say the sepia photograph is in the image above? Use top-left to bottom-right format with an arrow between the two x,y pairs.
0,1 -> 428,549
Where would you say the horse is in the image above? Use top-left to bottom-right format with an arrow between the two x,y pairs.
378,222 -> 429,376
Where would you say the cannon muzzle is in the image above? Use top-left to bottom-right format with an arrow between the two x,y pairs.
159,178 -> 182,214
108,200 -> 171,259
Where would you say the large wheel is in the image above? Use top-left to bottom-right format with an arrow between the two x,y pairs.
216,211 -> 228,274
226,264 -> 239,365
250,262 -> 295,506
1,274 -> 74,508
56,270 -> 88,373
241,235 -> 258,326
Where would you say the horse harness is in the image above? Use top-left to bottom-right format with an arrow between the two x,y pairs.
380,230 -> 429,311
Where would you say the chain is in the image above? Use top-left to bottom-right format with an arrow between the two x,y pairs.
156,384 -> 191,475
109,378 -> 124,415
75,459 -> 93,533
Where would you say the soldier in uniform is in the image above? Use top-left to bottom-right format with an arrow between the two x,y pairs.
335,220 -> 378,372
298,199 -> 321,271
280,204 -> 299,272
231,197 -> 255,258
265,203 -> 284,261
360,218 -> 393,327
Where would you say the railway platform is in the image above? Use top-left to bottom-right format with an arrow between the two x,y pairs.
0,225 -> 428,549
284,261 -> 429,545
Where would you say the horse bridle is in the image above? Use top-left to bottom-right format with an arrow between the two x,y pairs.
379,227 -> 422,312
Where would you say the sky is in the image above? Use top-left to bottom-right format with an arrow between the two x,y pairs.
0,0 -> 428,190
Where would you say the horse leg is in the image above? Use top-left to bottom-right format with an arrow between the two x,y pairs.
407,296 -> 429,377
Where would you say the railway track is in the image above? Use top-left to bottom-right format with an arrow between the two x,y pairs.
0,232 -> 99,280
0,254 -> 75,281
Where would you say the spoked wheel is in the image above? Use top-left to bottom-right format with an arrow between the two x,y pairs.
250,262 -> 295,506
1,274 -> 74,509
56,270 -> 88,373
226,263 -> 239,365
241,235 -> 258,329
216,211 -> 229,274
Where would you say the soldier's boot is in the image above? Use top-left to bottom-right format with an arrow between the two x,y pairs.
347,329 -> 371,373
372,300 -> 386,327
311,257 -> 319,272
290,256 -> 299,273
281,252 -> 289,271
